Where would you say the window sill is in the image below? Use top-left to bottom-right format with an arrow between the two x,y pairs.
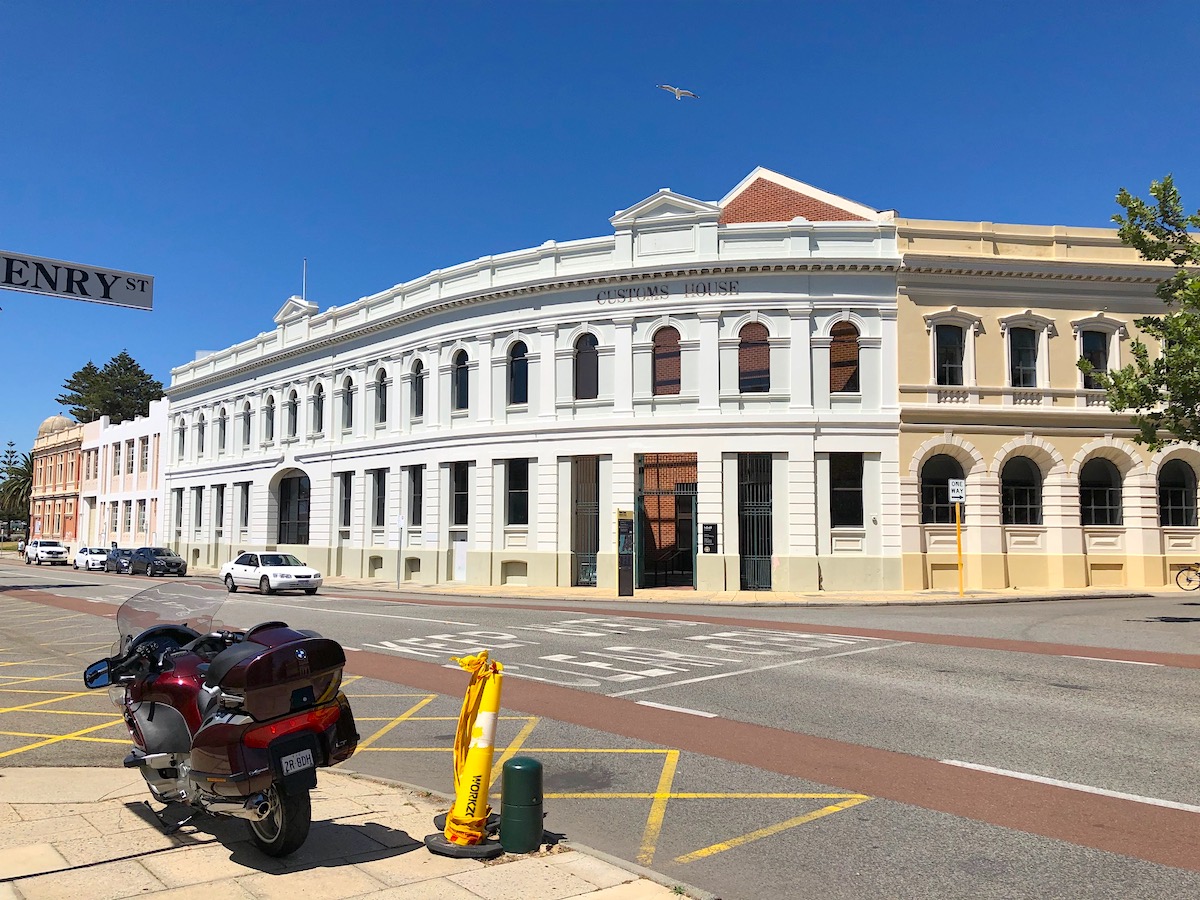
506,403 -> 529,413
450,410 -> 469,420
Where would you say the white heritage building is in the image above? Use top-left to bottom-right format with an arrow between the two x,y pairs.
165,169 -> 903,592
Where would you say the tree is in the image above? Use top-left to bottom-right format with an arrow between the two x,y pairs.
0,449 -> 33,532
1079,175 -> 1200,450
56,351 -> 163,424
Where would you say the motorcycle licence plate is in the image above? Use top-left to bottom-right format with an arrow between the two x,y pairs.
280,748 -> 314,775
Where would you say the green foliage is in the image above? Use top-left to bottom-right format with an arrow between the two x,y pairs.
56,350 -> 163,424
1079,175 -> 1200,450
0,448 -> 33,525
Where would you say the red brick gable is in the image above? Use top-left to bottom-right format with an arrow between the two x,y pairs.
719,177 -> 869,224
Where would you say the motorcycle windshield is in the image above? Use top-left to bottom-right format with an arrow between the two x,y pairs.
115,583 -> 228,654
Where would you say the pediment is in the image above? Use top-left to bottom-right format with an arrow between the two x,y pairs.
273,295 -> 319,325
610,189 -> 722,228
719,167 -> 888,224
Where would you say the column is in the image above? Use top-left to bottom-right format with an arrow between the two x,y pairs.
538,324 -> 557,419
789,308 -> 814,410
697,312 -> 721,412
613,318 -> 634,414
477,335 -> 494,425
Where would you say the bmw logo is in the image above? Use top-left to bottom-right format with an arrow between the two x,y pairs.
295,649 -> 308,661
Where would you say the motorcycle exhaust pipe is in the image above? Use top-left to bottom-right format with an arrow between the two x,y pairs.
200,792 -> 271,821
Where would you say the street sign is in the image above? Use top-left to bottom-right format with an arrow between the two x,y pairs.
948,479 -> 966,503
1,250 -> 153,310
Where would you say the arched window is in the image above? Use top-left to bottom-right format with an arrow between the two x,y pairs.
411,361 -> 425,418
175,418 -> 186,460
286,391 -> 299,438
374,369 -> 388,425
508,341 -> 528,406
738,323 -> 770,393
217,408 -> 227,452
830,321 -> 861,393
452,350 -> 469,411
312,385 -> 325,434
920,454 -> 964,524
276,474 -> 310,545
196,415 -> 206,457
1001,456 -> 1042,525
1080,458 -> 1122,526
652,326 -> 681,396
342,376 -> 355,431
241,402 -> 252,448
574,334 -> 599,400
264,396 -> 275,443
1159,459 -> 1197,527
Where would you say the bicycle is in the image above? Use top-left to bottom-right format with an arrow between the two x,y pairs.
1175,563 -> 1200,591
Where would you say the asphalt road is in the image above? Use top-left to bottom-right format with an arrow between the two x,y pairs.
2,561 -> 1199,900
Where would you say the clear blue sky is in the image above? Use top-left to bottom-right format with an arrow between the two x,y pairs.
2,1 -> 1198,453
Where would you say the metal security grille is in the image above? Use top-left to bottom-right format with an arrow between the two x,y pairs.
572,456 -> 600,586
637,454 -> 697,588
738,453 -> 773,590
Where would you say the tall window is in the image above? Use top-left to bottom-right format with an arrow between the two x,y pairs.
375,369 -> 388,425
175,421 -> 185,460
1001,456 -> 1042,525
1080,458 -> 1122,526
506,459 -> 529,526
452,351 -> 469,411
920,454 -> 964,524
342,376 -> 355,430
338,472 -> 352,529
213,485 -> 224,534
125,440 -> 135,474
241,402 -> 252,448
312,385 -> 325,434
574,334 -> 599,400
1081,330 -> 1109,389
192,487 -> 203,529
738,322 -> 770,393
371,468 -> 387,528
286,391 -> 299,438
277,474 -> 310,544
508,342 -> 528,406
451,462 -> 469,526
137,499 -> 147,533
196,416 -> 206,457
1159,459 -> 1197,527
830,321 -> 860,393
217,408 -> 227,452
114,443 -> 123,474
172,489 -> 183,532
124,500 -> 134,532
935,325 -> 965,386
140,438 -> 150,472
411,361 -> 425,418
408,465 -> 424,527
264,396 -> 275,443
237,481 -> 250,529
652,326 -> 681,396
1009,327 -> 1038,388
829,453 -> 864,527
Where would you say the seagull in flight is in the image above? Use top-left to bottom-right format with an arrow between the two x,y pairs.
656,84 -> 699,101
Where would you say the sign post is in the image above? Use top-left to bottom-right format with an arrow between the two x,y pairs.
616,510 -> 635,597
948,479 -> 966,596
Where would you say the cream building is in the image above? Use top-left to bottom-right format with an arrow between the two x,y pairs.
30,415 -> 84,545
896,219 -> 1184,589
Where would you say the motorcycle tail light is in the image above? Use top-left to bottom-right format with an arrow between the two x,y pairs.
243,704 -> 341,749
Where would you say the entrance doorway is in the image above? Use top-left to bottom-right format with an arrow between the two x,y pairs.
738,453 -> 773,590
636,453 -> 697,588
572,456 -> 600,586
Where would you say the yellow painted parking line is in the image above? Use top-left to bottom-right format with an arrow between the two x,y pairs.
342,693 -> 436,698
0,729 -> 126,744
0,692 -> 94,713
342,675 -> 364,687
490,717 -> 540,788
674,797 -> 872,863
6,709 -> 117,717
637,749 -> 679,867
357,695 -> 437,750
0,717 -> 125,760
0,674 -> 82,688
546,792 -> 871,799
359,747 -> 452,752
0,688 -> 90,695
0,659 -> 73,668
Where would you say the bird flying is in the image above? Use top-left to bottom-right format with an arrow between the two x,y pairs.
656,84 -> 698,101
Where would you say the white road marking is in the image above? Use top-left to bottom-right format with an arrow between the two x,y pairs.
609,642 -> 910,697
1062,655 -> 1162,667
940,760 -> 1200,814
343,647 -> 361,652
636,700 -> 718,718
232,598 -> 477,627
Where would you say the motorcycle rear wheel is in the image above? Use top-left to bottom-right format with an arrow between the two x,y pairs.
247,782 -> 311,857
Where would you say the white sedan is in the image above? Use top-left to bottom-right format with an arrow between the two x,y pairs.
74,547 -> 109,571
219,552 -> 323,595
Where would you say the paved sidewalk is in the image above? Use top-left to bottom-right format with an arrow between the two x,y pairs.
0,767 -> 701,900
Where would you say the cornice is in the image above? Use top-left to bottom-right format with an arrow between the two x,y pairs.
901,257 -> 1164,284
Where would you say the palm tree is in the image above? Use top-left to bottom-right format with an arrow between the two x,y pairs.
0,451 -> 33,534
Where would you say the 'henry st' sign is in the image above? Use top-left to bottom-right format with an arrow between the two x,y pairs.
0,250 -> 153,310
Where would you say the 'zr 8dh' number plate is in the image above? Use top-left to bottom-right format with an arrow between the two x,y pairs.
280,748 -> 314,775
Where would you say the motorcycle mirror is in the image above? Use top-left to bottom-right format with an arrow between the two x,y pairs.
84,659 -> 112,689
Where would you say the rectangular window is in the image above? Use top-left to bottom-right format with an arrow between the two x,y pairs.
237,482 -> 250,529
408,466 -> 424,527
110,502 -> 119,534
112,444 -> 121,476
371,469 -> 387,528
451,462 -> 469,527
214,485 -> 225,532
122,501 -> 132,533
338,472 -> 353,529
1082,330 -> 1109,389
1009,327 -> 1038,388
506,459 -> 529,526
139,438 -> 149,472
126,441 -> 135,474
137,499 -> 147,533
193,487 -> 204,529
935,324 -> 964,386
829,453 -> 864,528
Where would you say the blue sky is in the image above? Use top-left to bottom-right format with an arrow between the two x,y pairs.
2,1 -> 1198,453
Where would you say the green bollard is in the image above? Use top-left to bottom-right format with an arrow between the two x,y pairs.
499,756 -> 543,853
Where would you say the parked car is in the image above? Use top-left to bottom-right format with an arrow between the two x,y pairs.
73,547 -> 109,570
104,548 -> 133,573
25,539 -> 68,566
129,547 -> 188,577
220,552 -> 322,595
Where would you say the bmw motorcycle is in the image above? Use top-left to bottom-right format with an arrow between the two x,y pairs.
84,584 -> 359,856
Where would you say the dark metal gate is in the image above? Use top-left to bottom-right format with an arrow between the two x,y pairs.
572,456 -> 599,586
636,454 -> 697,588
738,453 -> 773,590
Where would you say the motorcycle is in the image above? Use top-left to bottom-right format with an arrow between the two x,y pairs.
83,583 -> 359,856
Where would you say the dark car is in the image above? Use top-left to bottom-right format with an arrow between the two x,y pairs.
104,548 -> 133,573
130,547 -> 188,577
